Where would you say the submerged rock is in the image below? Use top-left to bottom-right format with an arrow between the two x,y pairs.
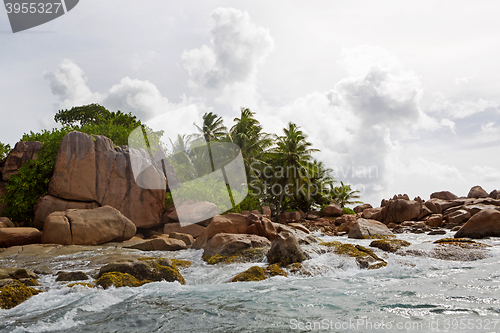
0,280 -> 42,309
203,247 -> 267,265
267,231 -> 307,266
55,271 -> 89,282
95,272 -> 149,289
96,258 -> 185,285
230,264 -> 287,282
320,241 -> 387,269
369,239 -> 411,253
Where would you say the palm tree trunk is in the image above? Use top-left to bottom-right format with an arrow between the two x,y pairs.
276,176 -> 289,220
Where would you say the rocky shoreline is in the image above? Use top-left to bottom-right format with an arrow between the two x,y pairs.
1,132 -> 500,310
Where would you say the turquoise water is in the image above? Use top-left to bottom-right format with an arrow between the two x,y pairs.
1,232 -> 500,333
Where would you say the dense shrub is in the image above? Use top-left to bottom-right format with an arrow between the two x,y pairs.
0,142 -> 11,161
343,207 -> 355,215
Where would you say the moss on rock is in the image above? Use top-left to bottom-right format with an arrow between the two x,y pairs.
171,259 -> 192,269
320,241 -> 387,269
369,239 -> 411,252
231,266 -> 267,282
0,281 -> 42,309
264,264 -> 287,277
95,272 -> 150,289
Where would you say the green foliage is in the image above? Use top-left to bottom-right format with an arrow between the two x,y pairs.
342,207 -> 355,215
1,128 -> 73,223
230,189 -> 261,213
329,181 -> 363,208
54,103 -> 140,128
0,142 -> 11,161
1,104 -> 146,224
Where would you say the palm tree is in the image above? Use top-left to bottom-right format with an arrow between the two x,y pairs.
229,108 -> 273,182
267,122 -> 319,217
329,181 -> 362,208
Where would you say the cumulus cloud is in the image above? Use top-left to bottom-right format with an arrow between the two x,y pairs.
471,165 -> 500,183
257,45 -> 457,204
182,7 -> 274,107
44,59 -> 181,121
44,59 -> 102,109
428,92 -> 498,119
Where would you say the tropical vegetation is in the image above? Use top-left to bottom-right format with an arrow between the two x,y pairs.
0,104 -> 363,224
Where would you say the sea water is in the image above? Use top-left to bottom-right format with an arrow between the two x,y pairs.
1,232 -> 499,333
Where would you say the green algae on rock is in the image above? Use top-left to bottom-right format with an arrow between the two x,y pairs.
0,281 -> 42,309
231,266 -> 267,282
320,241 -> 387,269
95,272 -> 150,289
264,264 -> 287,277
369,239 -> 411,252
231,263 -> 288,282
96,258 -> 185,285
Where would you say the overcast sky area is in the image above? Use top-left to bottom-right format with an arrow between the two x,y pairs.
1,0 -> 500,207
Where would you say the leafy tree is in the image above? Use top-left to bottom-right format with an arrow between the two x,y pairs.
0,142 -> 11,161
229,108 -> 273,182
54,103 -> 140,128
329,181 -> 363,208
267,122 -> 319,217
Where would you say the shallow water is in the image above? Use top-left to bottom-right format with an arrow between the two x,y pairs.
1,232 -> 500,333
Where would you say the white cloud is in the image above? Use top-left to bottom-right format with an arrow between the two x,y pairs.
45,60 -> 183,122
428,92 -> 498,119
44,59 -> 102,109
471,165 -> 500,183
182,7 -> 274,107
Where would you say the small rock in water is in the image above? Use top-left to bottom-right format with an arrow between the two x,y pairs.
56,271 -> 89,282
428,229 -> 446,235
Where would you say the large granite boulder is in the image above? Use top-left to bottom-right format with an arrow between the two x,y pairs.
192,213 -> 251,249
2,141 -> 42,181
0,217 -> 15,229
321,201 -> 343,217
163,222 -> 206,238
42,206 -> 136,245
0,228 -> 42,248
379,199 -> 422,224
33,195 -> 99,230
467,185 -> 489,199
353,203 -> 373,214
348,218 -> 395,239
203,233 -> 271,257
430,191 -> 458,201
454,208 -> 500,239
267,231 -> 306,266
166,200 -> 218,226
47,131 -> 166,228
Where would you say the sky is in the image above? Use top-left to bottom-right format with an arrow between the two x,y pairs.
1,0 -> 500,207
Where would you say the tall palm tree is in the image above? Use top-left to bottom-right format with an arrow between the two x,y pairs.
329,181 -> 362,208
229,108 -> 273,182
268,122 -> 319,217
